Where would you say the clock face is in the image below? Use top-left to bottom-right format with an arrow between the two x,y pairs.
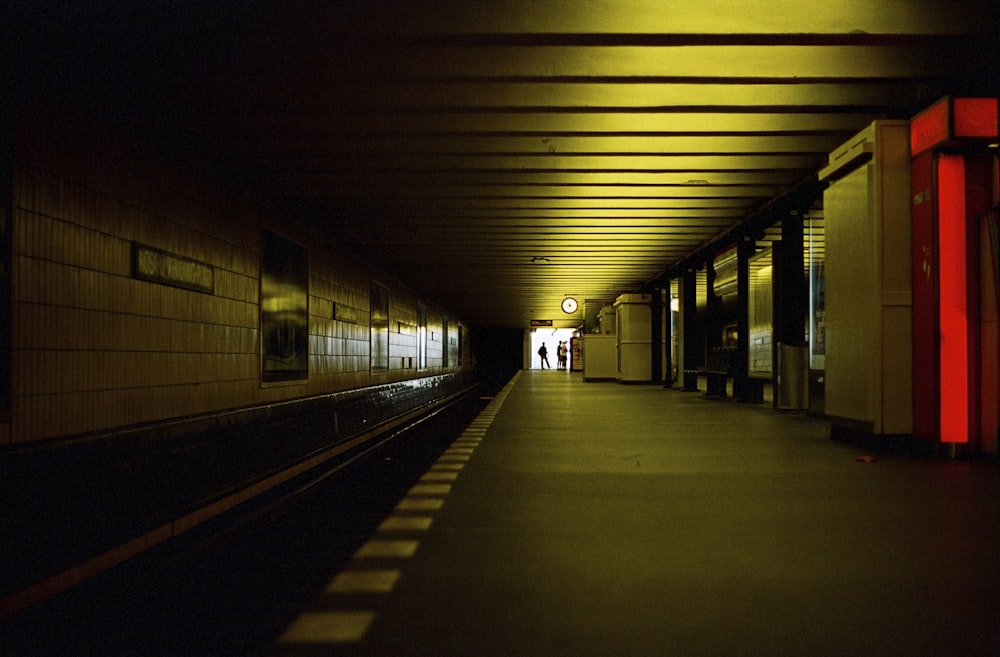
561,297 -> 578,313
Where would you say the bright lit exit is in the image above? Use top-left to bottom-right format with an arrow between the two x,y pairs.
527,328 -> 577,370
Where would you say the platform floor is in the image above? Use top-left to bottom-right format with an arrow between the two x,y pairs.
270,370 -> 1000,657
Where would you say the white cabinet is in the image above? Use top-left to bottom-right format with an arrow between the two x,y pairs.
615,293 -> 652,383
582,335 -> 618,381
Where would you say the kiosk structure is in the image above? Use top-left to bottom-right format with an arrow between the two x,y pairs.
615,293 -> 652,383
818,120 -> 913,445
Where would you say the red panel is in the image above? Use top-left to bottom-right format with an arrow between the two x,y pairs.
953,98 -> 999,139
911,98 -> 951,156
937,155 -> 969,443
910,152 -> 938,442
962,155 -> 996,448
980,210 -> 999,453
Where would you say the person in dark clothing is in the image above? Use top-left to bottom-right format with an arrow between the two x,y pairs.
537,342 -> 550,369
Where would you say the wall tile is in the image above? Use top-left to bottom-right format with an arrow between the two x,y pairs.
9,122 -> 468,443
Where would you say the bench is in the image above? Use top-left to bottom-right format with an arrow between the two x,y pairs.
703,347 -> 736,397
704,370 -> 729,397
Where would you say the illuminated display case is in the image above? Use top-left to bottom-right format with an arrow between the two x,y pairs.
747,248 -> 773,378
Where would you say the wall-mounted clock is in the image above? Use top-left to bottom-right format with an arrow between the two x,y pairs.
561,297 -> 578,313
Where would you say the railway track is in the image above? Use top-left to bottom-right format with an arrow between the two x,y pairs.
2,385 -> 497,657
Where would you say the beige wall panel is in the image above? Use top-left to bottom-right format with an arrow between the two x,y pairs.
824,165 -> 877,424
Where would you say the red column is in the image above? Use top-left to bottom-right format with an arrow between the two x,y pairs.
937,154 -> 970,444
910,152 -> 938,444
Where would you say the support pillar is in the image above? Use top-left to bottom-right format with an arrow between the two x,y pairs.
773,212 -> 808,408
649,287 -> 663,385
681,268 -> 700,391
663,281 -> 673,387
774,212 -> 807,347
734,236 -> 755,401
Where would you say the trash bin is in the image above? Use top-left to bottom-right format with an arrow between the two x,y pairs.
777,342 -> 808,410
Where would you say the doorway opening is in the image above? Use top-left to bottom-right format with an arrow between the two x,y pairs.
528,328 -> 577,370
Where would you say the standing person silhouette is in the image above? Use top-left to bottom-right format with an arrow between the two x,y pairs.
537,342 -> 550,369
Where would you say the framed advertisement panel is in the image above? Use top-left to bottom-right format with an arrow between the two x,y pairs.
260,230 -> 309,382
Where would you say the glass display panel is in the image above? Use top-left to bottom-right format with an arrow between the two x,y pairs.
371,282 -> 389,372
748,248 -> 773,376
417,303 -> 428,370
808,212 -> 826,370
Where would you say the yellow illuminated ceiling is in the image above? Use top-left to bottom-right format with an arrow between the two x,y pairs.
15,1 -> 1000,327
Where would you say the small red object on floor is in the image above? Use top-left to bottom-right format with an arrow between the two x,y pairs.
856,455 -> 877,462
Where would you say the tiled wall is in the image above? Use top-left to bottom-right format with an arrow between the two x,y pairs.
7,121 -> 467,445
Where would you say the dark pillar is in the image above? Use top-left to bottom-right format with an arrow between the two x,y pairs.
704,259 -> 727,397
774,212 -> 807,348
1,115 -> 10,414
682,268 -> 700,391
649,287 -> 663,384
733,236 -> 755,401
772,213 -> 808,408
663,281 -> 673,387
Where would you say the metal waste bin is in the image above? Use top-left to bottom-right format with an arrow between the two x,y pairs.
777,342 -> 808,410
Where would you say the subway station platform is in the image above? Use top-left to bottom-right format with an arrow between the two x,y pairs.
270,370 -> 1000,657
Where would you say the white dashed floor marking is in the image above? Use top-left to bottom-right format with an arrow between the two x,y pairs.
279,611 -> 376,644
274,373 -> 520,651
326,570 -> 401,593
378,515 -> 434,532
